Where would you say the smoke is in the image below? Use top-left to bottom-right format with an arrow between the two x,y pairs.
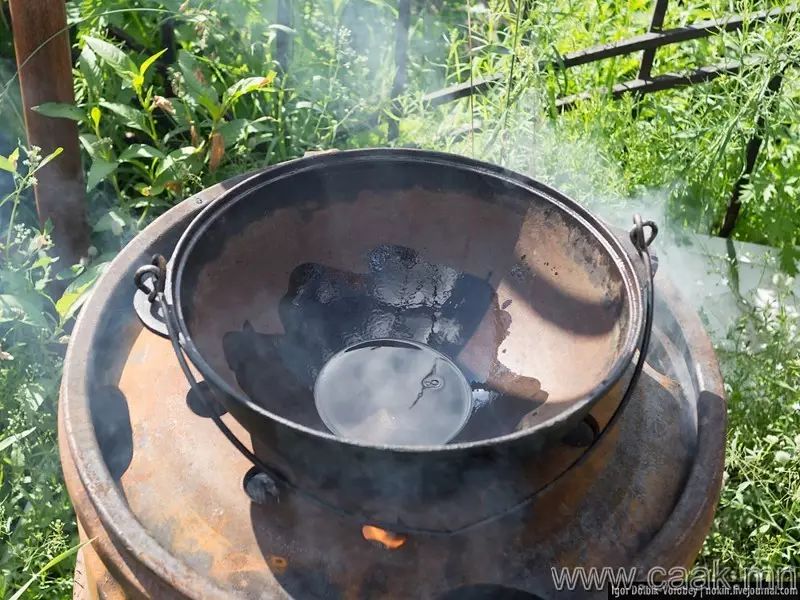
403,82 -> 792,387
420,87 -> 798,348
416,89 -> 680,272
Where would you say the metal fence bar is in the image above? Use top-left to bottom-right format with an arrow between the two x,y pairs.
718,72 -> 785,237
423,74 -> 502,107
638,0 -> 670,80
556,58 -> 752,111
547,4 -> 797,71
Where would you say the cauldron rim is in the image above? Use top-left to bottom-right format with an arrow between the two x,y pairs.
165,148 -> 646,452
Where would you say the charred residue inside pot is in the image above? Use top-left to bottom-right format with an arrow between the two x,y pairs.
222,244 -> 548,444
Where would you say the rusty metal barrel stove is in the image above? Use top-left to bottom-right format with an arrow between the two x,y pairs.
60,150 -> 726,599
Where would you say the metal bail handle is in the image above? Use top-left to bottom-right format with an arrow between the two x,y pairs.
619,213 -> 659,410
630,214 -> 658,251
134,255 -> 167,302
134,254 -> 291,498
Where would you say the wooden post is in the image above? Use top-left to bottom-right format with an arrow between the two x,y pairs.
9,0 -> 88,265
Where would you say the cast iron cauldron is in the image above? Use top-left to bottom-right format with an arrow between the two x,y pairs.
134,149 -> 657,533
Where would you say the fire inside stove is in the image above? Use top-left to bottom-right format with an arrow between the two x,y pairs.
361,525 -> 408,550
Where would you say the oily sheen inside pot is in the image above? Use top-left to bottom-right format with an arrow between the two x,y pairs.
178,158 -> 631,445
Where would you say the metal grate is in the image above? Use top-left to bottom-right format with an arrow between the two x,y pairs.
384,0 -> 796,236
415,2 -> 796,110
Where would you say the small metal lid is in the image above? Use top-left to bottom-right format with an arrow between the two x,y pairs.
314,338 -> 473,446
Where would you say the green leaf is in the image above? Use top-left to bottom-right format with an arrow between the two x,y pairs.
83,36 -> 137,79
31,254 -> 55,270
0,293 -> 49,329
19,382 -> 45,411
0,428 -> 35,453
155,146 -> 196,178
8,539 -> 95,600
86,158 -> 118,192
99,101 -> 149,133
217,119 -> 250,147
222,74 -> 275,108
0,269 -> 29,295
119,144 -> 165,162
177,51 -> 220,118
92,209 -> 126,235
56,263 -> 85,281
56,262 -> 109,321
140,48 -> 167,77
32,102 -> 84,121
776,380 -> 799,393
0,153 -> 17,173
91,106 -> 102,129
0,147 -> 19,172
79,43 -> 102,89
79,134 -> 99,159
136,182 -> 164,198
38,147 -> 63,170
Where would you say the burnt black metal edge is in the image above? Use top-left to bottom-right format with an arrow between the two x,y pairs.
147,150 -> 651,453
556,57 -> 751,112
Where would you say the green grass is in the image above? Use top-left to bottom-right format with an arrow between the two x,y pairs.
0,0 -> 799,596
0,149 -> 78,599
699,274 -> 800,570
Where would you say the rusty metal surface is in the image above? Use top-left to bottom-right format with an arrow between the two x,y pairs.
60,169 -> 726,599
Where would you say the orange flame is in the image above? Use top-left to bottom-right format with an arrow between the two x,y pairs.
361,525 -> 407,550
